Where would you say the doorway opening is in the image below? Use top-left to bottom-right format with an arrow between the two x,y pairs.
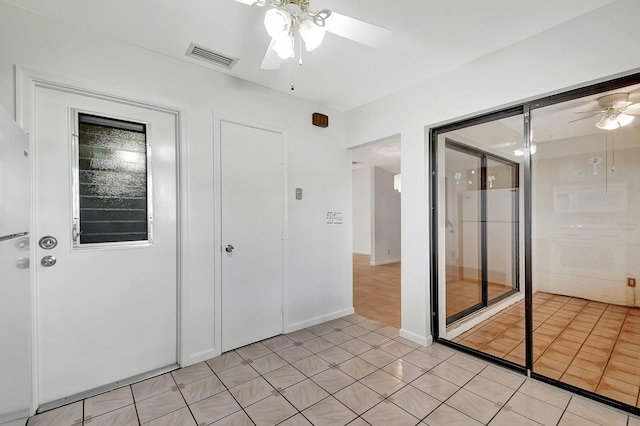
351,135 -> 401,328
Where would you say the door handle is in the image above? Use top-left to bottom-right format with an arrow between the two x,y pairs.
41,255 -> 57,267
225,245 -> 234,253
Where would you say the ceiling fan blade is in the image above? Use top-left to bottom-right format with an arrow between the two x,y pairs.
568,113 -> 602,123
572,109 -> 605,114
324,11 -> 391,48
261,41 -> 283,70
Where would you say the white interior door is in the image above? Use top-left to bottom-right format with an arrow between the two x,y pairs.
221,120 -> 283,352
33,84 -> 178,404
0,105 -> 31,425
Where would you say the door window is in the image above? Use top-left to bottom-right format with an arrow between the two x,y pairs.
73,112 -> 152,247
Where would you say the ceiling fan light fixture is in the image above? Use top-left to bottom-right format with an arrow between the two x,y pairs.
513,144 -> 537,157
617,113 -> 635,127
272,35 -> 295,59
299,19 -> 325,51
596,114 -> 620,130
264,8 -> 291,40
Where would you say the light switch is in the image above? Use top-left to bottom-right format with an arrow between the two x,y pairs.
334,212 -> 343,224
295,188 -> 303,200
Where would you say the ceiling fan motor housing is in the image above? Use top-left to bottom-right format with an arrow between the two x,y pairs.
598,93 -> 632,109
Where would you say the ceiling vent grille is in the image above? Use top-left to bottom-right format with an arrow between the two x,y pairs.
185,43 -> 239,70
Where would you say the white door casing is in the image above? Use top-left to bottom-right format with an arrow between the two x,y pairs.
27,78 -> 180,405
218,119 -> 284,352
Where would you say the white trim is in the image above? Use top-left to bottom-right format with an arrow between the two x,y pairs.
184,348 -> 218,366
15,66 -> 187,409
285,307 -> 355,333
369,258 -> 401,266
400,328 -> 431,347
212,112 -> 288,356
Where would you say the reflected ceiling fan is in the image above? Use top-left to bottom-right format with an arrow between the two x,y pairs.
571,93 -> 640,130
232,0 -> 391,70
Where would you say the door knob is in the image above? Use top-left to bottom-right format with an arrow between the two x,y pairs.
41,256 -> 57,267
225,245 -> 234,253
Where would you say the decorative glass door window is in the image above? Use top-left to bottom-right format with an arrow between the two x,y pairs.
73,112 -> 152,246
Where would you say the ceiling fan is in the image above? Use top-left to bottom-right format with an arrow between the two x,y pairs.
232,0 -> 391,70
571,92 -> 640,130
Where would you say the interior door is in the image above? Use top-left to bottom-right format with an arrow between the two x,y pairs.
0,105 -> 31,425
33,85 -> 178,405
221,120 -> 284,352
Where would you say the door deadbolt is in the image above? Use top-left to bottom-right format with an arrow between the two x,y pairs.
225,245 -> 234,253
39,236 -> 58,250
41,256 -> 57,267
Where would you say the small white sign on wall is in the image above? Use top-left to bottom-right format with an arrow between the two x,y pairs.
326,212 -> 334,224
326,212 -> 343,224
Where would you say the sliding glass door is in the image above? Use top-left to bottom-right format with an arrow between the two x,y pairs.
444,142 -> 519,324
433,112 -> 526,366
431,72 -> 640,412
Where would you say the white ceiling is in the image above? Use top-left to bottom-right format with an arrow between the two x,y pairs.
3,0 -> 616,112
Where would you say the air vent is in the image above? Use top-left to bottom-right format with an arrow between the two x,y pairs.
185,43 -> 239,70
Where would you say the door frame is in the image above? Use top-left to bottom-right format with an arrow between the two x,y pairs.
16,66 -> 186,411
212,112 -> 288,356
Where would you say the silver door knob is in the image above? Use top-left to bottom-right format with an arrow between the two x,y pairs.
225,245 -> 234,253
41,256 -> 57,267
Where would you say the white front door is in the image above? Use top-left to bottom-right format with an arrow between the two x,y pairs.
221,120 -> 284,352
33,84 -> 178,404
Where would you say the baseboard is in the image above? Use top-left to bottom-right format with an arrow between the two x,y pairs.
370,258 -> 401,266
183,347 -> 219,367
352,251 -> 371,255
400,328 -> 432,347
285,307 -> 355,333
0,408 -> 30,425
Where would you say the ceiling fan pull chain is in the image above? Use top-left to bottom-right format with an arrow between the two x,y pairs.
291,57 -> 295,91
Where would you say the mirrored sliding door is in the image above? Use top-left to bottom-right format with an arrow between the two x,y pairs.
434,112 -> 526,366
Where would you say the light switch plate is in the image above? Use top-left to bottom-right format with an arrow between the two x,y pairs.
334,212 -> 343,224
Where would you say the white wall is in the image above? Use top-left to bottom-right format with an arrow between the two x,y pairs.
371,167 -> 401,265
352,167 -> 372,255
0,1 -> 353,374
533,128 -> 640,306
345,0 -> 640,345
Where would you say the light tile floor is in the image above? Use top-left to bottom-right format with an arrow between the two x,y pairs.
454,292 -> 640,407
29,313 -> 640,425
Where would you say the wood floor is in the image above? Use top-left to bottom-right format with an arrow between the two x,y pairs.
353,254 -> 400,328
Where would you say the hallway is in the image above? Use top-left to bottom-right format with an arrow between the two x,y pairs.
353,254 -> 400,328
